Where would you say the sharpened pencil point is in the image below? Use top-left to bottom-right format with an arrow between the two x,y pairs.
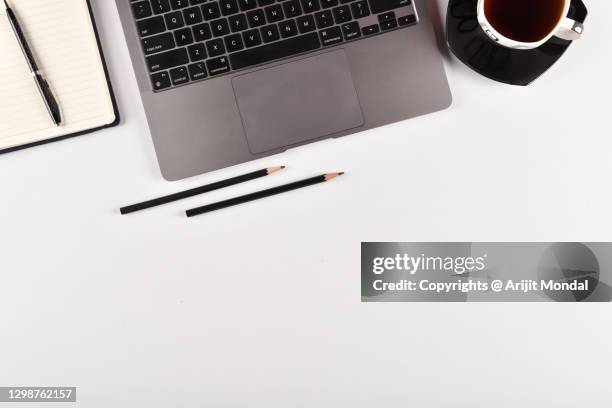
324,172 -> 344,181
4,0 -> 9,10
267,166 -> 285,174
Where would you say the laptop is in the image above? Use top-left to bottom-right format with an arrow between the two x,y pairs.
117,0 -> 451,180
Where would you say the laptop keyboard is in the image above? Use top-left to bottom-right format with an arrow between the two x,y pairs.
130,0 -> 418,92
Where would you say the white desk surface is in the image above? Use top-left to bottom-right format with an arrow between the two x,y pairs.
1,1 -> 611,406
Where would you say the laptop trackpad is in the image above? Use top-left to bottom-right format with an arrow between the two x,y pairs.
232,50 -> 364,154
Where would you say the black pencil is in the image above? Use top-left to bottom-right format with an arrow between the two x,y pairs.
185,172 -> 344,217
120,166 -> 285,215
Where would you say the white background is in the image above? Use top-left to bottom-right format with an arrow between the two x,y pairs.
1,0 -> 611,407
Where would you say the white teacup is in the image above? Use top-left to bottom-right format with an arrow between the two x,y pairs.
477,0 -> 584,50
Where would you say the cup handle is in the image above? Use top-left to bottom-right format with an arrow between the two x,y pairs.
555,17 -> 584,41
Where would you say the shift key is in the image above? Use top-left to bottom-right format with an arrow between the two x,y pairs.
368,0 -> 411,14
147,48 -> 189,72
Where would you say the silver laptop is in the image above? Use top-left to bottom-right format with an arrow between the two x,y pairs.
117,0 -> 451,180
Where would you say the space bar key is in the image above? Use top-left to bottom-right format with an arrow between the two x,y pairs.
230,33 -> 321,71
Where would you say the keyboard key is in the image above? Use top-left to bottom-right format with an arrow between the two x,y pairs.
147,48 -> 189,71
170,66 -> 190,85
332,5 -> 351,23
380,18 -> 397,30
137,16 -> 166,37
261,24 -> 280,42
319,26 -> 342,46
361,24 -> 379,35
321,0 -> 338,7
211,18 -> 231,36
170,0 -> 189,9
193,23 -> 212,41
183,7 -> 203,25
202,2 -> 221,20
220,0 -> 239,15
368,0 -> 410,14
151,71 -> 171,90
315,10 -> 333,28
297,14 -> 316,33
283,0 -> 302,18
206,38 -> 226,56
301,0 -> 320,13
378,11 -> 396,23
206,56 -> 231,75
142,32 -> 175,55
398,14 -> 417,26
165,11 -> 185,29
188,62 -> 208,80
188,43 -> 207,61
132,1 -> 152,19
170,0 -> 189,10
258,0 -> 274,6
243,29 -> 262,47
230,32 -> 321,70
351,0 -> 370,18
229,14 -> 248,32
238,0 -> 258,11
341,21 -> 360,40
174,27 -> 194,46
279,19 -> 298,38
224,33 -> 244,52
247,9 -> 266,27
265,4 -> 284,23
151,0 -> 171,14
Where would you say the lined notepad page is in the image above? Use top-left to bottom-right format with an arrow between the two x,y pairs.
0,0 -> 115,150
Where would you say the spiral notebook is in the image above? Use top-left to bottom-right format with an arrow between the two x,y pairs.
0,0 -> 118,153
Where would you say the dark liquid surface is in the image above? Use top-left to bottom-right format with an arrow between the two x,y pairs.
484,0 -> 565,42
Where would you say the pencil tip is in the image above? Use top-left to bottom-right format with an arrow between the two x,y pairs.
281,166 -> 286,169
267,166 -> 285,174
4,0 -> 9,9
324,172 -> 345,181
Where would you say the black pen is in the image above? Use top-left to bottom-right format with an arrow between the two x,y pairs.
4,0 -> 62,126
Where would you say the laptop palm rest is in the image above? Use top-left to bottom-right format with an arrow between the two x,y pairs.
232,50 -> 365,154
